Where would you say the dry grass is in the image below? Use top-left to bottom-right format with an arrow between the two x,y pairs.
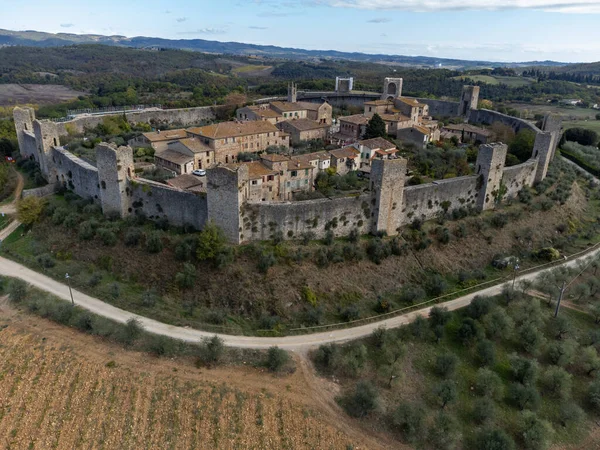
0,301 -> 372,449
0,84 -> 85,106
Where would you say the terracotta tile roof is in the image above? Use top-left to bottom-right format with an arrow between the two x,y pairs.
293,151 -> 330,162
245,106 -> 282,118
399,98 -> 427,108
142,129 -> 188,142
330,146 -> 360,160
281,118 -> 329,132
245,161 -> 278,180
359,137 -> 396,151
372,149 -> 398,159
261,154 -> 290,162
287,159 -> 313,171
270,101 -> 305,112
170,138 -> 212,154
413,125 -> 431,135
379,113 -> 411,122
339,114 -> 369,125
364,99 -> 393,106
187,121 -> 279,139
155,149 -> 193,165
295,101 -> 326,111
443,123 -> 493,136
167,174 -> 205,190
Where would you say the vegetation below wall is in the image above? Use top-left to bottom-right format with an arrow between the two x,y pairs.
2,159 -> 599,335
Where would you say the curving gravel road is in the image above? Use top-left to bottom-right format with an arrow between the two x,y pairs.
1,245 -> 599,351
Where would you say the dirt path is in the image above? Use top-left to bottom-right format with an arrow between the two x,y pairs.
0,170 -> 23,215
2,243 -> 600,351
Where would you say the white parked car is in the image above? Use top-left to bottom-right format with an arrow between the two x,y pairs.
192,169 -> 206,177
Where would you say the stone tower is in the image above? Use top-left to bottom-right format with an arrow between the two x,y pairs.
459,86 -> 480,116
532,132 -> 554,183
370,158 -> 407,236
12,107 -> 36,159
287,82 -> 297,103
96,143 -> 134,218
475,143 -> 507,211
542,113 -> 562,160
335,77 -> 354,93
381,78 -> 403,100
33,119 -> 61,181
206,164 -> 249,244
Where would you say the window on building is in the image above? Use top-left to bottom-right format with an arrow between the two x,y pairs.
291,170 -> 297,177
252,180 -> 257,185
267,175 -> 274,181
304,169 -> 308,176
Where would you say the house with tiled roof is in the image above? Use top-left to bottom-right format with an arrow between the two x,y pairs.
276,118 -> 330,145
338,114 -> 369,140
397,125 -> 435,148
186,120 -> 289,164
442,123 -> 493,144
329,146 -> 360,175
128,128 -> 188,151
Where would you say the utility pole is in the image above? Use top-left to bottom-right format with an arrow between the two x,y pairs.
512,259 -> 520,292
65,273 -> 74,306
554,281 -> 567,318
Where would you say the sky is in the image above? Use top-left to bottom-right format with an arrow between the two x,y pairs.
0,0 -> 599,63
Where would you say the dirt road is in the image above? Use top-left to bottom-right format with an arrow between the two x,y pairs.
1,245 -> 598,351
0,170 -> 23,215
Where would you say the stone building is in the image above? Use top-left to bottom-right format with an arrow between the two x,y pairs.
396,125 -> 433,148
330,146 -> 360,175
128,129 -> 188,152
154,149 -> 194,175
356,138 -> 398,169
186,120 -> 289,164
441,123 -> 492,144
237,100 -> 332,125
337,114 -> 369,140
276,118 -> 330,145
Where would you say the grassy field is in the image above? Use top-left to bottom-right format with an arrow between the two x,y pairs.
0,303 -> 364,450
563,119 -> 600,133
453,75 -> 534,87
509,103 -> 600,121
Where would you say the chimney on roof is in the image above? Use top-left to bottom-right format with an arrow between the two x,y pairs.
157,129 -> 160,134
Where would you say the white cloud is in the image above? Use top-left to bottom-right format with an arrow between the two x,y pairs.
60,23 -> 75,28
177,27 -> 228,35
176,17 -> 188,22
367,17 -> 392,22
249,25 -> 269,29
326,0 -> 600,13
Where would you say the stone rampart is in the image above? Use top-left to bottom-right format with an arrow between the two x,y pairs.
416,99 -> 460,118
468,109 -> 541,134
130,179 -> 208,230
53,106 -> 219,135
52,147 -> 100,200
402,176 -> 480,224
241,194 -> 370,241
22,183 -> 61,199
502,160 -> 538,199
20,131 -> 38,160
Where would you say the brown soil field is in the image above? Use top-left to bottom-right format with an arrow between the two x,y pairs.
0,298 -> 392,449
0,84 -> 86,106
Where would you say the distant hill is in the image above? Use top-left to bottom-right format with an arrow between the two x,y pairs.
0,28 -> 569,70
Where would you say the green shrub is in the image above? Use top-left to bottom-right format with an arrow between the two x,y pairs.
475,368 -> 503,399
476,339 -> 496,367
473,428 -> 515,450
392,402 -> 426,444
435,352 -> 458,378
508,382 -> 541,411
433,380 -> 457,409
36,253 -> 56,269
144,334 -> 178,356
78,221 -> 95,240
519,411 -> 553,450
339,381 -> 379,418
428,411 -> 460,450
509,353 -> 539,386
558,402 -> 584,427
340,304 -> 360,322
7,279 -> 28,303
265,346 -> 289,372
257,251 -> 277,274
366,238 -> 390,264
97,228 -> 117,246
198,335 -> 225,367
145,231 -> 163,253
473,398 -> 496,425
124,227 -> 142,247
541,367 -> 572,400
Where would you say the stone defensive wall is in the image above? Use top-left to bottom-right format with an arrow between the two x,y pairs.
51,105 -> 220,135
501,161 -> 538,199
415,98 -> 463,118
53,147 -> 101,200
402,176 -> 480,224
130,178 -> 207,229
241,194 -> 372,241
